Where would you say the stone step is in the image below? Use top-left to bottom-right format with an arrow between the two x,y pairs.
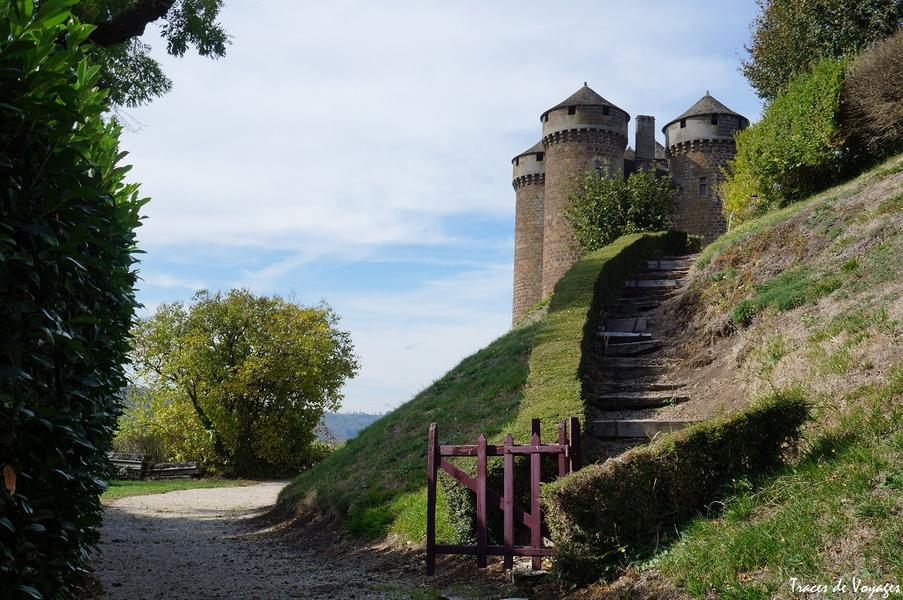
592,419 -> 698,439
590,393 -> 690,410
636,268 -> 690,280
596,331 -> 655,344
610,296 -> 662,308
601,363 -> 671,379
647,259 -> 691,270
621,288 -> 679,300
596,380 -> 687,393
600,339 -> 662,356
624,278 -> 685,289
605,357 -> 672,367
603,317 -> 647,332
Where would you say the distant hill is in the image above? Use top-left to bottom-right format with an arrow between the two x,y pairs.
321,412 -> 382,442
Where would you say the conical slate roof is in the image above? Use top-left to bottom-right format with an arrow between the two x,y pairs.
519,140 -> 544,156
512,140 -> 544,163
663,93 -> 745,130
541,83 -> 626,120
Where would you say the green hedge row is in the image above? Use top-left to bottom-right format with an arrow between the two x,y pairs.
722,57 -> 849,224
443,231 -> 688,544
724,31 -> 903,226
543,390 -> 810,584
1,4 -> 142,597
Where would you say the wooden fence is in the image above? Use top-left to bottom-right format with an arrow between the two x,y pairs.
108,453 -> 201,480
425,417 -> 581,575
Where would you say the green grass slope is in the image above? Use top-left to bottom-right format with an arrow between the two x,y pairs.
280,232 -> 685,541
614,154 -> 903,598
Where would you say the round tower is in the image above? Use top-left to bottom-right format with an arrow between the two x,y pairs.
663,93 -> 749,240
540,83 -> 629,297
511,141 -> 545,325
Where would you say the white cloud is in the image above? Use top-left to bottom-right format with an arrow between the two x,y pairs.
330,263 -> 513,412
140,272 -> 206,290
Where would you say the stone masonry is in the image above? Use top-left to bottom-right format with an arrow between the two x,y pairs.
512,168 -> 545,322
667,140 -> 736,238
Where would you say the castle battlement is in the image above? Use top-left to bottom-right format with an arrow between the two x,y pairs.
666,137 -> 737,157
512,173 -> 546,190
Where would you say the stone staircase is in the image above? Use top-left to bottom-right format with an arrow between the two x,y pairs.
588,256 -> 698,441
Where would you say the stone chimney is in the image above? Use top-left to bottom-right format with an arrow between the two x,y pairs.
635,115 -> 656,169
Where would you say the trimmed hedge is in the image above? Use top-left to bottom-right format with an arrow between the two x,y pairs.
543,389 -> 810,584
1,4 -> 142,597
443,231 -> 688,543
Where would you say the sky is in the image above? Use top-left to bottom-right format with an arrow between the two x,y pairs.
122,0 -> 764,414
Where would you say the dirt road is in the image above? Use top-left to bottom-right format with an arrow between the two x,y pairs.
93,482 -> 444,599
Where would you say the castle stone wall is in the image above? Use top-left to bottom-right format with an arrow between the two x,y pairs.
667,139 -> 736,240
512,175 -> 545,324
541,128 -> 626,297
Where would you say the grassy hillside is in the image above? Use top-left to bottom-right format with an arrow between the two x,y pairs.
279,232 -> 685,540
592,154 -> 903,598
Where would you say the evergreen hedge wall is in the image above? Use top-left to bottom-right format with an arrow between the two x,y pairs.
0,3 -> 143,597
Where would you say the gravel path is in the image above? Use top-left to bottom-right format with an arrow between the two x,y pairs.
92,482 -> 434,599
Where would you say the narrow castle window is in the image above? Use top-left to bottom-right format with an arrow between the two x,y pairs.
567,106 -> 576,115
602,106 -> 610,116
711,115 -> 719,125
699,176 -> 708,195
680,119 -> 686,128
536,152 -> 544,162
515,157 -> 520,166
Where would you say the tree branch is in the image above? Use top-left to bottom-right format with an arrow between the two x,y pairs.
88,0 -> 177,47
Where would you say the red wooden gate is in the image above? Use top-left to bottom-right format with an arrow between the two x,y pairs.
425,417 -> 581,575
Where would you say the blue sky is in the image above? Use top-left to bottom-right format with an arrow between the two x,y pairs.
121,0 -> 764,413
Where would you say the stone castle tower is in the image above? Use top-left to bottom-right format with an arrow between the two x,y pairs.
511,142 -> 545,320
539,85 -> 629,298
511,85 -> 747,324
664,93 -> 750,238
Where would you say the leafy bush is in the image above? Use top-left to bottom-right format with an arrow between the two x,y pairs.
543,390 -> 810,585
842,29 -> 903,155
742,0 -> 903,100
128,289 -> 359,477
722,57 -> 849,224
0,3 -> 143,597
566,170 -> 676,252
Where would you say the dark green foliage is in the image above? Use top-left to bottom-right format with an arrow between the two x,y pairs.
730,269 -> 842,326
74,0 -> 228,107
0,3 -> 143,597
566,170 -> 676,252
543,390 -> 810,585
842,30 -> 903,155
742,0 -> 903,101
723,58 -> 850,223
